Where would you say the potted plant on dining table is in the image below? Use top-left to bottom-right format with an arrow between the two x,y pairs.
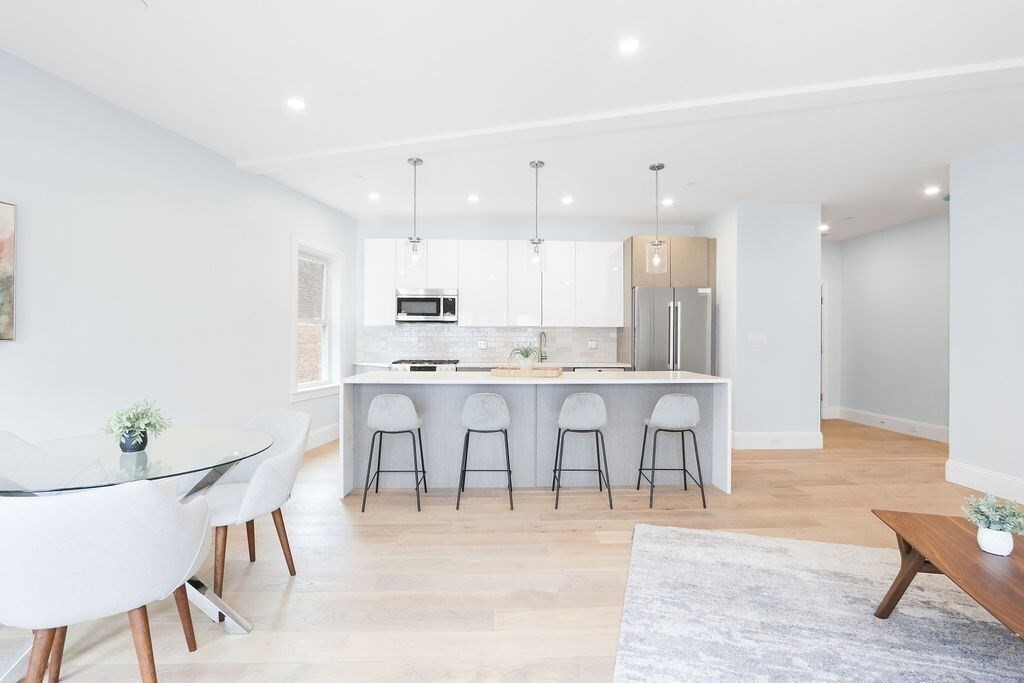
105,400 -> 171,453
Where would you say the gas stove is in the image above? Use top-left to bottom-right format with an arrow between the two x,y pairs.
390,359 -> 460,372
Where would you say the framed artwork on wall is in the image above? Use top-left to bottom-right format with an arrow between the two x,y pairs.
0,201 -> 14,341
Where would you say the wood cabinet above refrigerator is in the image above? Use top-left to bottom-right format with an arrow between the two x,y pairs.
627,236 -> 715,288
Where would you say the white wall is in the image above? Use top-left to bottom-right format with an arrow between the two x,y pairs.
947,137 -> 1024,499
0,51 -> 357,443
838,214 -> 949,436
821,241 -> 843,417
699,203 -> 822,449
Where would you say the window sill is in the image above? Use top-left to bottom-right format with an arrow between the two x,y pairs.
290,384 -> 340,403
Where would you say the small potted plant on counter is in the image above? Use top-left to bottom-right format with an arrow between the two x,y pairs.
963,494 -> 1024,556
508,346 -> 540,370
105,400 -> 171,453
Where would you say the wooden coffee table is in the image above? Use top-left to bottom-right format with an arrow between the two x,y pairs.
873,509 -> 1024,640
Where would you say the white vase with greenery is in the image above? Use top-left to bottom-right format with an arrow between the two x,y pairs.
508,346 -> 539,371
962,494 -> 1024,556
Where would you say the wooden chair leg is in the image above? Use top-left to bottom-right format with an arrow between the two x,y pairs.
214,525 -> 228,622
172,585 -> 197,652
48,626 -> 67,683
271,508 -> 296,576
26,629 -> 55,683
246,519 -> 256,562
127,606 -> 157,683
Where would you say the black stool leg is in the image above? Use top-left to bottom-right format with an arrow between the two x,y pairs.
418,428 -> 428,492
636,425 -> 649,490
410,431 -> 422,512
503,429 -> 514,511
680,431 -> 688,491
361,431 -> 379,512
649,430 -> 659,508
598,430 -> 613,510
456,431 -> 470,510
688,430 -> 707,509
594,431 -> 603,491
374,432 -> 384,493
551,428 -> 562,491
554,429 -> 568,509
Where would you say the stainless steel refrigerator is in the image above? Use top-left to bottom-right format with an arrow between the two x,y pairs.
632,287 -> 713,373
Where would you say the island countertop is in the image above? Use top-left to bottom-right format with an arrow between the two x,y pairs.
344,370 -> 729,385
339,370 -> 732,498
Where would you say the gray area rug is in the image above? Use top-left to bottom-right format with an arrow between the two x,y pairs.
614,524 -> 1024,682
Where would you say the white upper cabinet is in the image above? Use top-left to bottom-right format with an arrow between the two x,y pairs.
542,241 -> 575,327
574,241 -> 624,327
426,239 -> 459,290
506,240 -> 542,326
458,240 -> 508,326
363,238 -> 397,326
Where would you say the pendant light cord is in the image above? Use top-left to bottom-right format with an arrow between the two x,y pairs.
413,161 -> 418,240
654,167 -> 660,241
534,163 -> 539,241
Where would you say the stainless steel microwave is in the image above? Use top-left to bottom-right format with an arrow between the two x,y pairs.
395,289 -> 458,323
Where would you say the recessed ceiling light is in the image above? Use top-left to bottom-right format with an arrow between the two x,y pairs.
368,192 -> 380,202
819,224 -> 829,232
562,195 -> 574,205
924,185 -> 941,196
285,97 -> 306,112
662,198 -> 674,207
467,194 -> 479,203
619,37 -> 640,55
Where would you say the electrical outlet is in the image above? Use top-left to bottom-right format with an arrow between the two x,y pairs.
747,332 -> 769,345
379,339 -> 388,349
477,340 -> 487,350
587,339 -> 598,350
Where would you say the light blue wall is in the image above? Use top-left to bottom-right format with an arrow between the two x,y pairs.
821,241 -> 843,414
838,214 -> 949,426
949,137 -> 1024,487
0,51 -> 357,440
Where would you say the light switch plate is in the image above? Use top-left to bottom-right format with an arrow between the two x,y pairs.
379,339 -> 388,349
587,339 -> 598,350
477,340 -> 487,350
747,332 -> 769,345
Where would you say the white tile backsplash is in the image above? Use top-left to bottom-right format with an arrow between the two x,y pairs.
357,325 -> 619,364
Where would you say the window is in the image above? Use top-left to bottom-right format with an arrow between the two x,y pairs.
293,242 -> 342,401
296,254 -> 329,386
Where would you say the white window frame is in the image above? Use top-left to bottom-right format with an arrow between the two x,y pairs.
291,239 -> 343,402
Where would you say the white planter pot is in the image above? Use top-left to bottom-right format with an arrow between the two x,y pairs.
977,527 -> 1014,556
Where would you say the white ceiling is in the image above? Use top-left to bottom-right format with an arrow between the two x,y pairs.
3,1 -> 1024,239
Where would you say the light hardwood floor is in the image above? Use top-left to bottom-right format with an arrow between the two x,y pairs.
0,420 -> 973,681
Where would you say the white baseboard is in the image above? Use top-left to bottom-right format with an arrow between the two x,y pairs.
733,431 -> 824,450
821,406 -> 841,419
837,407 -> 948,443
308,423 -> 339,449
946,460 -> 1024,500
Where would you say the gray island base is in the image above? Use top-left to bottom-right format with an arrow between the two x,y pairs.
339,371 -> 732,498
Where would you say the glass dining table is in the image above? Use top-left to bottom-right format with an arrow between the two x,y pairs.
0,427 -> 273,681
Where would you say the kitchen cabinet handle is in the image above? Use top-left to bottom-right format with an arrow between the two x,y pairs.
667,301 -> 675,369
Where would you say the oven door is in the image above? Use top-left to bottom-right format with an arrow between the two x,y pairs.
396,295 -> 442,322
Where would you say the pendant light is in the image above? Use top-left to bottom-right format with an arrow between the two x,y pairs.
527,160 -> 545,271
404,157 -> 426,271
645,162 -> 668,273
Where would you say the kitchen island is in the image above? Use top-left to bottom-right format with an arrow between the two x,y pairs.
338,370 -> 731,499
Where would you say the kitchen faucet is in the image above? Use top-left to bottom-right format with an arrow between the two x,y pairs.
538,331 -> 547,362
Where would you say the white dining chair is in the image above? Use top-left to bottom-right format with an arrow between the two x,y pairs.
0,480 -> 209,683
193,410 -> 310,606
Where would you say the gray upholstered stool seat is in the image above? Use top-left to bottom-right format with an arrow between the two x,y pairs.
636,393 -> 706,509
457,393 -> 514,510
551,392 -> 612,510
362,394 -> 428,512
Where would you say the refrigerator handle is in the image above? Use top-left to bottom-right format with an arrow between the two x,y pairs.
667,300 -> 675,370
676,301 -> 683,371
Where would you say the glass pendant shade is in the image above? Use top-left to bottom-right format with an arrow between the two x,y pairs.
526,239 -> 545,272
404,237 -> 425,271
646,239 -> 668,274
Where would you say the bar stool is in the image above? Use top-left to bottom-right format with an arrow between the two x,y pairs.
551,392 -> 613,510
636,393 -> 706,509
456,393 -> 514,511
361,394 -> 428,512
